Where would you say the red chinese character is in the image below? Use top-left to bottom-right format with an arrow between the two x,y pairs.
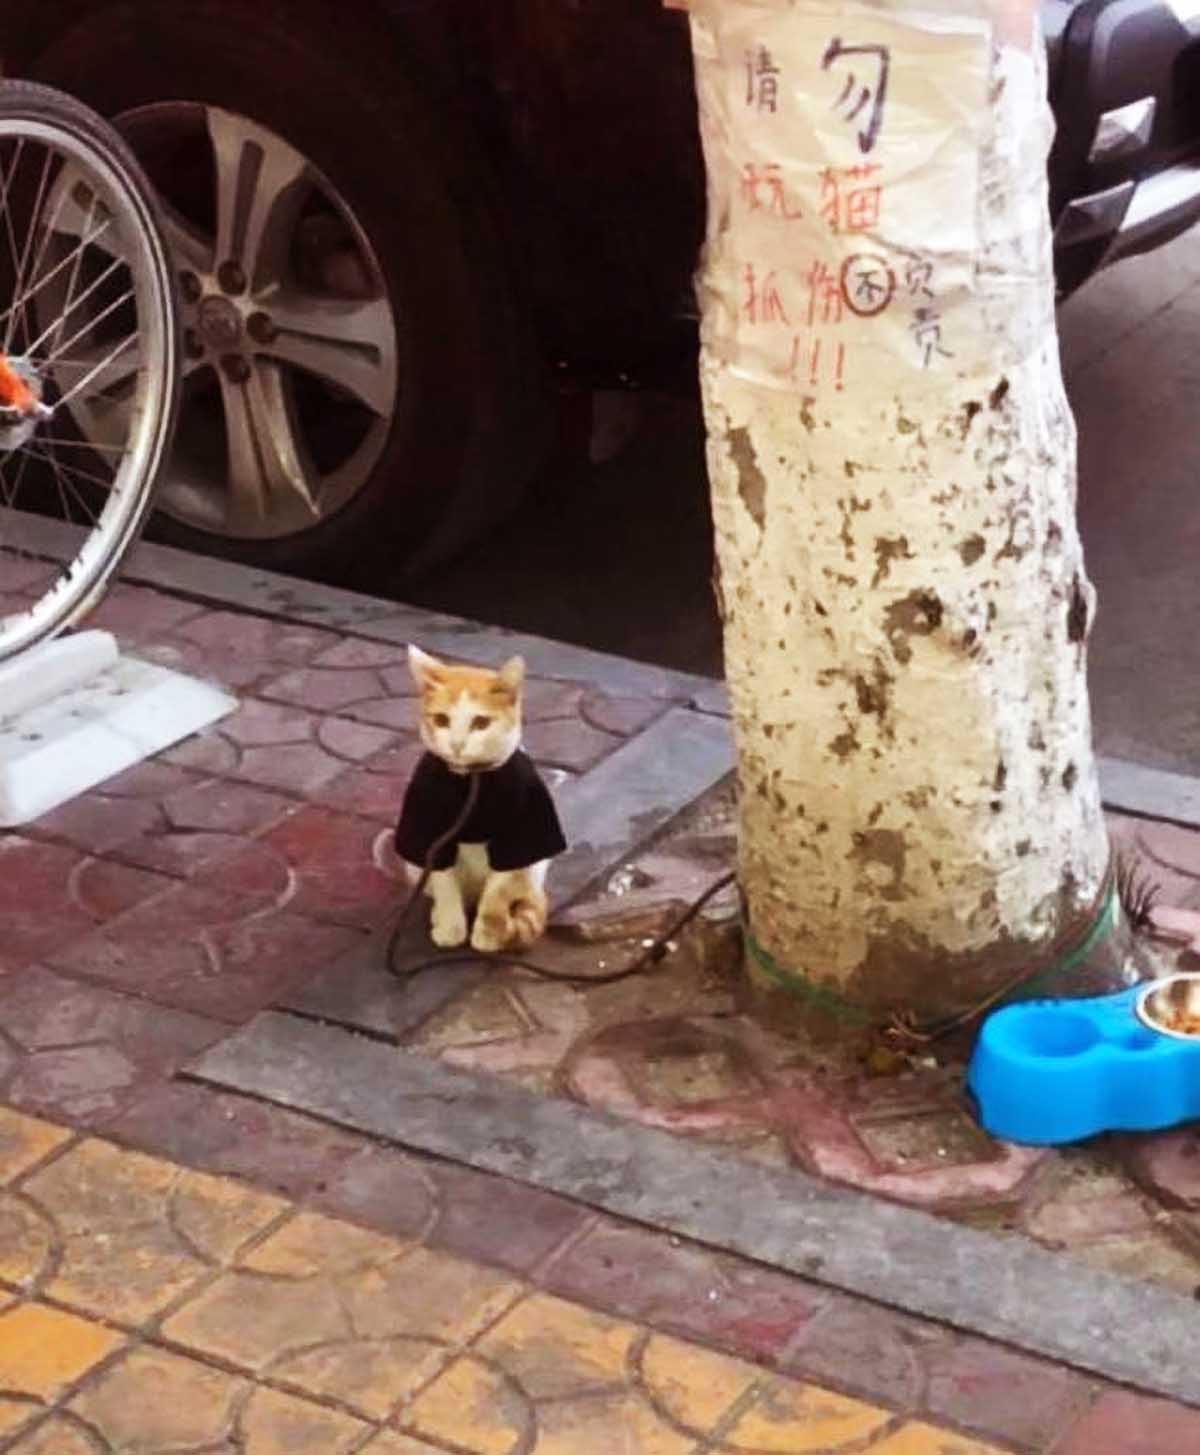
819,163 -> 882,233
743,264 -> 789,325
741,163 -> 802,220
805,260 -> 843,326
844,183 -> 881,232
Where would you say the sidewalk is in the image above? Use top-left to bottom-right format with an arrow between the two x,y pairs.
3,538 -> 1200,1451
0,1105 -> 1187,1455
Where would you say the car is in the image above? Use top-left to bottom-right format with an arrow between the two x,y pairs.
5,0 -> 1200,582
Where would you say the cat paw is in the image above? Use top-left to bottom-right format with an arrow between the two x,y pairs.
470,919 -> 505,954
431,911 -> 469,948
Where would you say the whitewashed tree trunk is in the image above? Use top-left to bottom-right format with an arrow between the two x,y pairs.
682,0 -> 1122,1020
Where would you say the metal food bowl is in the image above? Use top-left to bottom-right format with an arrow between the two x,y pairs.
1136,973 -> 1200,1041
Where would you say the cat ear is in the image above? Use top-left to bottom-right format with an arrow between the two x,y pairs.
407,644 -> 446,688
498,655 -> 525,691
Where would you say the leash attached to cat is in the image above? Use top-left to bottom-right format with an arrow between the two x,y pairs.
387,645 -> 733,990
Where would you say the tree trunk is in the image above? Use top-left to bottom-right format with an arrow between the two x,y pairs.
682,0 -> 1127,1022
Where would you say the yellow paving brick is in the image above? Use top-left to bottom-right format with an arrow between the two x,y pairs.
162,1269 -> 351,1371
0,1110 -> 69,1184
641,1332 -> 760,1433
239,1209 -> 406,1278
0,1192 -> 55,1290
70,1346 -> 244,1449
362,1435 -> 453,1455
408,1355 -> 531,1455
172,1166 -> 289,1261
5,1414 -> 98,1454
723,1379 -> 893,1452
272,1335 -> 447,1420
535,1391 -> 696,1455
0,1304 -> 123,1399
22,1140 -> 284,1324
241,1383 -> 369,1453
867,1422 -> 1012,1455
477,1293 -> 636,1399
0,1397 -> 37,1440
344,1246 -> 524,1344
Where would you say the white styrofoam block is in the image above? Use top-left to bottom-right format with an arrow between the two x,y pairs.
0,652 -> 236,826
0,629 -> 119,718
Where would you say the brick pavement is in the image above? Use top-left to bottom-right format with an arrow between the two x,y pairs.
1,1103 -> 1194,1455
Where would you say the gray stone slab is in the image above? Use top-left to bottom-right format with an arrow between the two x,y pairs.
550,707 -> 733,906
283,926 -> 486,1040
1099,755 -> 1200,829
687,680 -> 732,717
190,1009 -> 1200,1407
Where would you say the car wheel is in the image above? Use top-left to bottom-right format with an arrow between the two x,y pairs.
29,0 -> 550,582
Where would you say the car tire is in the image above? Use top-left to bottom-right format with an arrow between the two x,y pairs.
28,0 -> 551,583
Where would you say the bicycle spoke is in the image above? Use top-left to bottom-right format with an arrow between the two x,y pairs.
40,286 -> 136,371
0,140 -> 28,338
0,450 -> 36,557
51,331 -> 140,405
0,213 -> 114,336
6,144 -> 54,354
43,188 -> 97,361
25,252 -> 126,355
0,447 -> 30,512
26,442 -> 116,496
27,444 -> 104,526
29,435 -> 128,454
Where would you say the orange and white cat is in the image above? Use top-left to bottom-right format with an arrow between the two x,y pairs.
395,645 -> 567,952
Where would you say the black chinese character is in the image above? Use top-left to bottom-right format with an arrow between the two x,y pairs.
839,253 -> 895,317
821,38 -> 890,153
745,46 -> 782,113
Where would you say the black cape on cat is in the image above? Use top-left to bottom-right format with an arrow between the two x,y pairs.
395,749 -> 567,871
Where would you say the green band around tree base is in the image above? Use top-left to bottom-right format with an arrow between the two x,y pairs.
742,881 -> 1120,1028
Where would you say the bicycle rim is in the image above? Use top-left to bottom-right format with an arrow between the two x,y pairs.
0,86 -> 178,663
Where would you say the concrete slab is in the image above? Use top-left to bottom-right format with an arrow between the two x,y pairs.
0,635 -> 235,826
1099,756 -> 1200,830
551,707 -> 733,906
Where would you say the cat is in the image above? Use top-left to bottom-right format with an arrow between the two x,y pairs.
394,645 -> 567,953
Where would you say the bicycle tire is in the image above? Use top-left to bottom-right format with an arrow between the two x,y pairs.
0,79 -> 179,662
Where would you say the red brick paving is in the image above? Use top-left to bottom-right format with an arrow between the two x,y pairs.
1056,1388 -> 1200,1455
541,1217 -> 831,1366
922,1335 -> 1095,1450
105,1079 -> 371,1199
1124,1128 -> 1200,1210
47,895 -> 363,1021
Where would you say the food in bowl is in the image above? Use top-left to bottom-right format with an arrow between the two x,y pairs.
1136,975 -> 1200,1040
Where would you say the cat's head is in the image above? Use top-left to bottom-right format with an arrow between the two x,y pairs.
408,645 -> 524,772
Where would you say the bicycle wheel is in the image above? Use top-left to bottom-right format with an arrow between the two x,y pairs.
0,79 -> 178,662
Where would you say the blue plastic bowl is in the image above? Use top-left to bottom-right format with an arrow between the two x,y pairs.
967,980 -> 1200,1146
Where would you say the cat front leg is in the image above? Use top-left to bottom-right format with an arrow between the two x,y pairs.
424,866 -> 469,948
470,862 -> 550,953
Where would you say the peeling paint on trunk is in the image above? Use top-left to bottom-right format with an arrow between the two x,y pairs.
685,0 -> 1109,1019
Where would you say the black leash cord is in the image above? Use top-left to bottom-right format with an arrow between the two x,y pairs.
384,773 -> 736,989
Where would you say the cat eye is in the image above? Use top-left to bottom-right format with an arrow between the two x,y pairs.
471,715 -> 493,732
431,712 -> 450,728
